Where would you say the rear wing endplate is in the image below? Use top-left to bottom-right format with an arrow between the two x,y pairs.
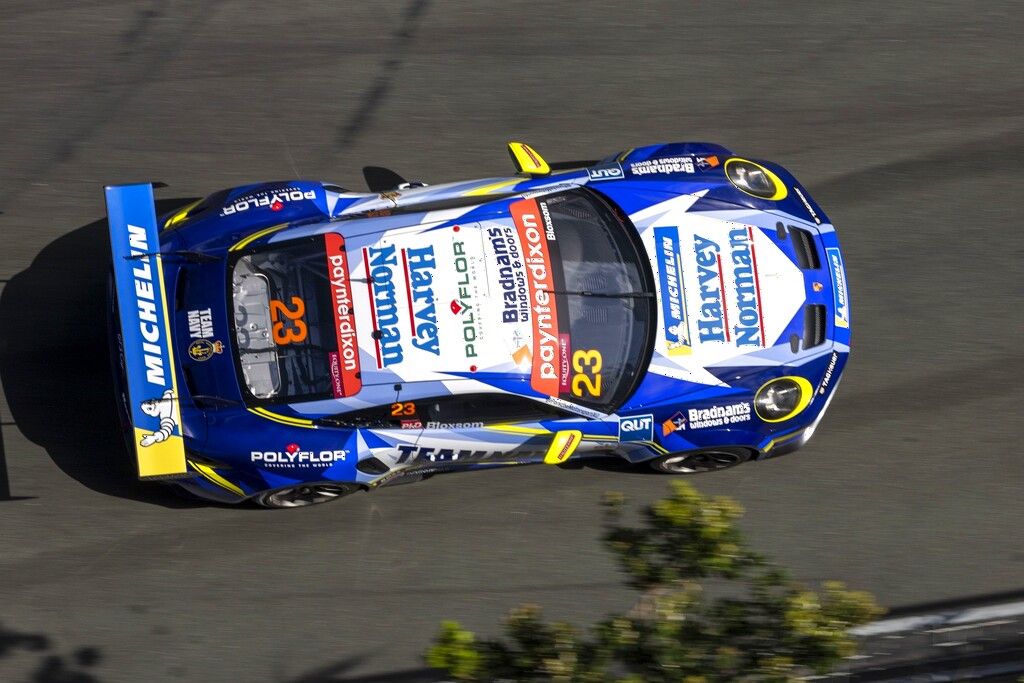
105,184 -> 188,479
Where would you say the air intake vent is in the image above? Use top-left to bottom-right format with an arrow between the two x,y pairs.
788,226 -> 820,270
356,457 -> 390,475
182,366 -> 200,396
803,304 -> 827,349
174,270 -> 188,310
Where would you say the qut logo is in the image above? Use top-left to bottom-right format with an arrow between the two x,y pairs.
588,164 -> 624,181
619,414 -> 654,442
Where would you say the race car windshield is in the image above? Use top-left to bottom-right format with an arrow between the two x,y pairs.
527,189 -> 656,412
229,234 -> 355,405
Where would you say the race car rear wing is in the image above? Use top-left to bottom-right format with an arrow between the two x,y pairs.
105,183 -> 188,480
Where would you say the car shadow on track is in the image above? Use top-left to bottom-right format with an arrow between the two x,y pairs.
0,620 -> 104,683
0,198 -> 207,508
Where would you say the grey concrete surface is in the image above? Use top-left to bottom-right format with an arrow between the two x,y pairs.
1,1 -> 1022,681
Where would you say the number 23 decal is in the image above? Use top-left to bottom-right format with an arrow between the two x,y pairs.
571,349 -> 602,398
390,402 -> 416,417
269,297 -> 308,345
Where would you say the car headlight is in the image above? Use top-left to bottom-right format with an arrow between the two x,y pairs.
754,376 -> 813,422
724,158 -> 788,201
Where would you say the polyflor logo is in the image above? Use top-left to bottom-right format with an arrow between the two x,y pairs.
251,447 -> 348,468
221,188 -> 317,216
452,240 -> 480,359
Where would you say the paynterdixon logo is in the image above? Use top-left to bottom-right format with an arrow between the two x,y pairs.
825,247 -> 849,328
619,414 -> 654,442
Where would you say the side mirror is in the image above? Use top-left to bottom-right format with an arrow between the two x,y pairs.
508,142 -> 551,176
543,430 -> 582,464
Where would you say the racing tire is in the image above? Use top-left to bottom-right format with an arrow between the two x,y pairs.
648,448 -> 753,475
253,483 -> 361,508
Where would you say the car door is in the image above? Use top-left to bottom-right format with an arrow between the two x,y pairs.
394,393 -> 618,471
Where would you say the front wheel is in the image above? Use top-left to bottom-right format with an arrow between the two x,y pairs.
648,448 -> 753,475
253,483 -> 361,508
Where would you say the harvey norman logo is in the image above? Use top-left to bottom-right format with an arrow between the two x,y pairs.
619,414 -> 654,442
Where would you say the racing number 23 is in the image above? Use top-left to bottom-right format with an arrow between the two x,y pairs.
390,402 -> 416,417
571,349 -> 602,398
269,297 -> 308,345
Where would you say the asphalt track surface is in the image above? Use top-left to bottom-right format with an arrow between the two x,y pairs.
1,2 -> 1022,681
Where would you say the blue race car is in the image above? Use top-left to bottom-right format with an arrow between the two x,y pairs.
106,142 -> 850,507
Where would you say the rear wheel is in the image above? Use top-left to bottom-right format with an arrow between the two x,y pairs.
253,483 -> 360,508
648,448 -> 752,474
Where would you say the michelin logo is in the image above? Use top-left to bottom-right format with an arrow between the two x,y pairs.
619,414 -> 654,442
826,247 -> 849,328
139,389 -> 178,447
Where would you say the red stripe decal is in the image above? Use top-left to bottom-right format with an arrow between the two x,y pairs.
400,248 -> 416,337
716,253 -> 731,342
362,247 -> 383,369
748,226 -> 766,346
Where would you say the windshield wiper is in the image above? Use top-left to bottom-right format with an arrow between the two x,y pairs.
190,395 -> 242,409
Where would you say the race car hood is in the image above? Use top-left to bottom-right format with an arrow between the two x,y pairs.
637,194 -> 807,384
599,186 -> 841,410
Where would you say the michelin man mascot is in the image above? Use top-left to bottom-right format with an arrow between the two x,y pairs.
139,389 -> 178,447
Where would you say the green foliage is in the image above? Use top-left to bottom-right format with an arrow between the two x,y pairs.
425,481 -> 884,682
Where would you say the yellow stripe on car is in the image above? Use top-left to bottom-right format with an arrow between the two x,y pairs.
764,428 -> 806,452
163,200 -> 202,230
229,223 -> 289,252
486,424 -> 608,441
188,459 -> 245,498
464,179 -> 521,196
248,407 -> 316,428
